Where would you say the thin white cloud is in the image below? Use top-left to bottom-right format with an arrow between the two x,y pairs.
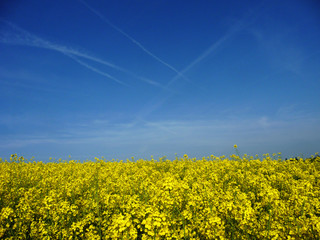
248,21 -> 320,78
138,118 -> 177,135
78,0 -> 191,83
137,77 -> 169,90
0,78 -> 68,94
1,116 -> 319,160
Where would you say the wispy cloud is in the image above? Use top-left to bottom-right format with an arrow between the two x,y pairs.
0,20 -> 165,88
137,77 -> 170,90
137,118 -> 178,135
1,115 -> 319,160
248,19 -> 320,78
0,78 -> 68,94
78,0 -> 191,83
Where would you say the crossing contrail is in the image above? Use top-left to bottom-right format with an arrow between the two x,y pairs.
78,0 -> 191,83
134,24 -> 247,119
132,2 -> 264,122
165,20 -> 246,88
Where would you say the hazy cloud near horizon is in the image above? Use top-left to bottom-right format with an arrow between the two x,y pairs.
1,111 -> 319,160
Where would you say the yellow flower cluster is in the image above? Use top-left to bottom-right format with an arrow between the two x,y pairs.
0,153 -> 319,239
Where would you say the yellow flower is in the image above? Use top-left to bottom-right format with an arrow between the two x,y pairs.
234,144 -> 237,148
1,152 -> 318,239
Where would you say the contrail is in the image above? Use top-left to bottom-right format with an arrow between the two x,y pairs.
64,53 -> 128,86
0,20 -> 125,71
0,20 -> 165,87
134,26 -> 245,119
165,21 -> 246,88
133,3 -> 264,122
78,0 -> 191,82
0,21 -> 128,85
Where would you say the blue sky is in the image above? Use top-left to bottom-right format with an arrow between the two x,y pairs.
1,0 -> 319,161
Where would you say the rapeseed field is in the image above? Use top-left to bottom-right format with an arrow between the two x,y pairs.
0,151 -> 319,239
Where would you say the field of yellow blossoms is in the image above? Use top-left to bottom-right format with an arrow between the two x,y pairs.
1,151 -> 320,239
